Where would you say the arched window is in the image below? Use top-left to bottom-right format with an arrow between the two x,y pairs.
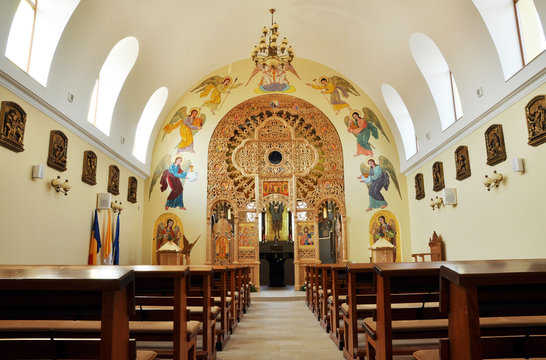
473,0 -> 545,79
133,87 -> 169,163
381,84 -> 417,160
410,33 -> 463,131
87,37 -> 139,136
5,0 -> 81,86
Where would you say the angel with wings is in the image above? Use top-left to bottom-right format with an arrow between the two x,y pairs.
306,76 -> 359,114
345,108 -> 390,157
191,75 -> 242,115
246,63 -> 300,93
162,106 -> 205,153
149,155 -> 198,210
359,156 -> 401,212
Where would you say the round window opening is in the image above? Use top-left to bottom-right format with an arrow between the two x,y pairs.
268,150 -> 283,165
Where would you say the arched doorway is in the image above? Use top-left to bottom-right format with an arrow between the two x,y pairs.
206,94 -> 347,288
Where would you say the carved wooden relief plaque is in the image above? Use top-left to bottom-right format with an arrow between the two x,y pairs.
415,173 -> 425,200
47,130 -> 68,171
127,176 -> 137,203
455,145 -> 471,181
82,150 -> 97,185
485,124 -> 506,166
526,95 -> 546,147
107,165 -> 120,195
0,101 -> 26,152
432,161 -> 445,192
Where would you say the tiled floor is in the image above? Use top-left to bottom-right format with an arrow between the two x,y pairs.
252,286 -> 306,301
217,300 -> 345,360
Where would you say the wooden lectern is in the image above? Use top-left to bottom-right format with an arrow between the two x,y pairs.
157,240 -> 183,265
370,238 -> 395,263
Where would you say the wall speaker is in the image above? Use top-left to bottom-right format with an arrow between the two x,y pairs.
512,157 -> 524,172
442,188 -> 457,205
32,164 -> 44,179
97,193 -> 111,209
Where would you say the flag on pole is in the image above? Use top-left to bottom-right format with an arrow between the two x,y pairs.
103,209 -> 113,265
87,209 -> 102,265
113,212 -> 120,265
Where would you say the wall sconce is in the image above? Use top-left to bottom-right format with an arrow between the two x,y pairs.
111,201 -> 123,213
51,176 -> 71,196
483,171 -> 503,191
429,196 -> 443,210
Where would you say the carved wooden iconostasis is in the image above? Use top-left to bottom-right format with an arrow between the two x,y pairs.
206,94 -> 347,288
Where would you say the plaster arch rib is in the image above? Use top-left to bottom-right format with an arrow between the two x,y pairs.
206,94 -> 347,287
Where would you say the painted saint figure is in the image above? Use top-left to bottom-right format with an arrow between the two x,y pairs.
163,108 -> 203,153
359,158 -> 390,212
191,75 -> 242,115
299,226 -> 314,245
269,201 -> 285,240
157,218 -> 182,248
306,76 -> 359,114
348,110 -> 379,156
160,156 -> 189,210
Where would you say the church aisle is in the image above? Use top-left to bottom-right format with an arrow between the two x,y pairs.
217,300 -> 345,360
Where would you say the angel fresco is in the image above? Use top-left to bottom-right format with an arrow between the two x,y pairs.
246,63 -> 301,93
191,75 -> 242,115
345,108 -> 390,157
149,155 -> 198,210
359,156 -> 401,212
162,106 -> 205,153
306,76 -> 359,114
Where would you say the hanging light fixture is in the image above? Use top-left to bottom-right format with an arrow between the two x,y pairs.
250,9 -> 294,69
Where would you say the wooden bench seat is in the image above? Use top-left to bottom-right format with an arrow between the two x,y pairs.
435,260 -> 546,360
0,338 -> 157,360
328,264 -> 349,350
413,335 -> 546,360
0,266 -> 139,360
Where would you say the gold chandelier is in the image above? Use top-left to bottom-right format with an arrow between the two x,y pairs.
250,9 -> 294,69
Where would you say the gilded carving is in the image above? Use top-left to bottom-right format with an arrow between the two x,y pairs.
455,145 -> 471,181
415,173 -> 425,200
206,94 -> 346,268
82,150 -> 97,185
107,165 -> 120,195
127,176 -> 137,203
0,101 -> 26,152
526,95 -> 546,147
47,130 -> 68,172
432,161 -> 445,192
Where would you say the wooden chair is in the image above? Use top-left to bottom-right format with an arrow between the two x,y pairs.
411,231 -> 444,262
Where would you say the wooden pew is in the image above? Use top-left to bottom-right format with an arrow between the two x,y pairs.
125,265 -> 198,360
0,266 -> 143,360
312,264 -> 323,318
242,265 -> 252,312
366,260 -> 546,360
319,264 -> 332,331
305,264 -> 311,307
211,265 -> 231,351
187,265 -> 219,360
439,260 -> 546,359
226,265 -> 238,332
342,263 -> 375,360
364,262 -> 447,360
328,263 -> 349,350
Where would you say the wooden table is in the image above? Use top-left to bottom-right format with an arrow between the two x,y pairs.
0,266 -> 134,360
439,259 -> 546,360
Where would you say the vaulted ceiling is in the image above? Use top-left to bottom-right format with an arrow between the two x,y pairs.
0,0 -> 544,176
